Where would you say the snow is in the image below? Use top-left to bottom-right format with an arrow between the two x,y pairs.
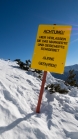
0,59 -> 78,139
65,64 -> 78,72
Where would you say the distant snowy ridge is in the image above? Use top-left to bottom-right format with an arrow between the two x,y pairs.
65,64 -> 78,72
52,64 -> 78,81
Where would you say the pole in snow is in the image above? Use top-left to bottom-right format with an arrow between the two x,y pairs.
36,71 -> 47,113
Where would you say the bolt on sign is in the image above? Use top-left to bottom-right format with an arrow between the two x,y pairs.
31,24 -> 72,74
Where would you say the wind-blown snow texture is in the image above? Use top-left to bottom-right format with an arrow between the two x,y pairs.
0,59 -> 78,139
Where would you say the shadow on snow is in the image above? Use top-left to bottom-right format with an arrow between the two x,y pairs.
0,112 -> 35,134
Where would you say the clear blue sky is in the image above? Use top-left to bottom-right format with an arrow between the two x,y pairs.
0,0 -> 78,66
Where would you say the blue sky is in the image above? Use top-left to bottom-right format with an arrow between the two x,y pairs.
0,0 -> 78,66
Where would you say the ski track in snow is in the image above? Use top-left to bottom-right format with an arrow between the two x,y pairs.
0,59 -> 78,139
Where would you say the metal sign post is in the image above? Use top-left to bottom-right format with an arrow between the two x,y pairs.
36,71 -> 47,113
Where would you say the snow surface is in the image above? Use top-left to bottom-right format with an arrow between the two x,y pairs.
0,59 -> 78,139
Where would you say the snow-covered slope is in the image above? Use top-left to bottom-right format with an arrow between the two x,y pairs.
0,59 -> 78,139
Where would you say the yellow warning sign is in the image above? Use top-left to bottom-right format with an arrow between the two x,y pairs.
31,24 -> 72,74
